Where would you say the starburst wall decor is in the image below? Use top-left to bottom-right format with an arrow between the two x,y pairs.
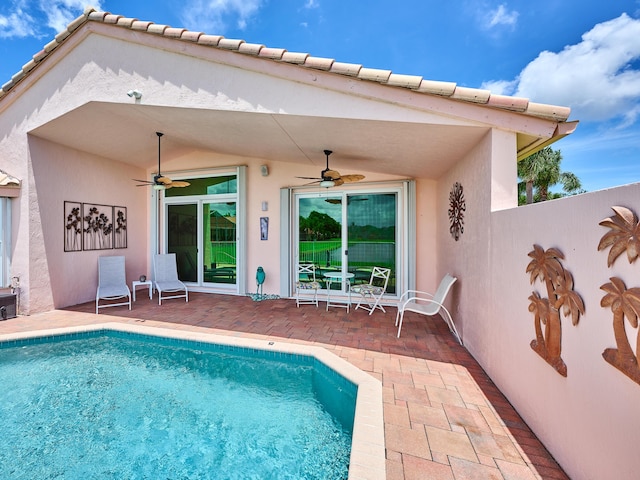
448,182 -> 465,241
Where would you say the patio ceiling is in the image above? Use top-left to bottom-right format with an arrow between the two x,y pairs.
30,101 -> 490,181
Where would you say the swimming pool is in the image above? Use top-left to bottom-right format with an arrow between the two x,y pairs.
0,323 -> 385,479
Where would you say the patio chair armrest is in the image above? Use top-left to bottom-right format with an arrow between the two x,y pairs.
397,289 -> 435,303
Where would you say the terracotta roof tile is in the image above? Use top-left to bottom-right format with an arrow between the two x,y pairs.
259,47 -> 286,60
358,67 -> 392,83
164,27 -> 186,38
180,31 -> 203,42
303,56 -> 334,71
387,73 -> 423,89
238,42 -> 264,55
198,34 -> 224,47
218,38 -> 245,50
131,20 -> 154,31
330,62 -> 362,77
486,94 -> 529,112
0,7 -> 573,124
281,51 -> 309,64
115,17 -> 136,28
147,24 -> 169,35
451,86 -> 491,104
103,14 -> 123,25
416,79 -> 457,96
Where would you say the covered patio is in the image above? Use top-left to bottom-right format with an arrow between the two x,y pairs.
1,294 -> 568,479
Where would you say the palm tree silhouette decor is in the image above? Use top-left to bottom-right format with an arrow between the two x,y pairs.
598,206 -> 640,385
526,244 -> 585,376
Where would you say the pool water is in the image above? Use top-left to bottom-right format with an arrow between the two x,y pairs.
0,331 -> 356,479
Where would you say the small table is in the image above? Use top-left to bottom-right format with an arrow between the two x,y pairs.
132,280 -> 153,301
323,272 -> 355,312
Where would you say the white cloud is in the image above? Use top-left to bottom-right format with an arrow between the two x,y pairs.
0,0 -> 102,38
304,0 -> 319,8
0,8 -> 35,38
483,4 -> 518,30
480,79 -> 517,95
180,0 -> 263,33
513,14 -> 640,123
40,0 -> 103,33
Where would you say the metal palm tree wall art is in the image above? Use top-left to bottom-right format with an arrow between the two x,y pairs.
526,244 -> 585,376
598,206 -> 640,385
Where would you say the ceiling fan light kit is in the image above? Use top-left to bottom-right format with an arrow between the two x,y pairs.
296,149 -> 365,188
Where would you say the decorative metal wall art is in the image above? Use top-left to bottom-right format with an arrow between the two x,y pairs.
83,204 -> 113,250
448,182 -> 465,241
114,206 -> 127,249
64,202 -> 127,252
598,206 -> 640,385
526,244 -> 585,376
64,201 -> 82,252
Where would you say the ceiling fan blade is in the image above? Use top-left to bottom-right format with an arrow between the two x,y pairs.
170,181 -> 190,187
133,178 -> 153,184
156,176 -> 173,185
340,174 -> 365,183
303,180 -> 322,186
296,176 -> 322,180
333,178 -> 345,187
323,169 -> 341,180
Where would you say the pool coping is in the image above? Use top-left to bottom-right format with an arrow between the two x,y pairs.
0,321 -> 386,480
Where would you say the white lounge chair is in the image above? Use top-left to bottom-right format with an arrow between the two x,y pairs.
295,263 -> 321,307
154,253 -> 188,305
351,266 -> 391,314
96,256 -> 131,314
395,274 -> 461,344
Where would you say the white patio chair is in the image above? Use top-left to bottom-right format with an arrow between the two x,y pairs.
154,253 -> 189,305
351,266 -> 391,314
96,256 -> 131,314
395,274 -> 461,344
295,263 -> 321,307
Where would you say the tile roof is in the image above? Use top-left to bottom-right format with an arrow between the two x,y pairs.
0,7 -> 572,124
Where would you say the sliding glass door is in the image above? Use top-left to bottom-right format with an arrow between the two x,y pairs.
163,171 -> 242,291
296,190 -> 399,296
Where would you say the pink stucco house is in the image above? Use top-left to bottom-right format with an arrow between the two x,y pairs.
1,7 -> 639,480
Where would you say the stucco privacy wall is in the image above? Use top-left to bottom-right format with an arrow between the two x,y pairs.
28,138 -> 148,311
436,129 -> 516,346
486,184 -> 640,480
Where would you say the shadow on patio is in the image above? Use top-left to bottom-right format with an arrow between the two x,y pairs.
60,292 -> 568,479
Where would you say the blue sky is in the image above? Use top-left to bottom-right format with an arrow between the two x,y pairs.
1,0 -> 639,193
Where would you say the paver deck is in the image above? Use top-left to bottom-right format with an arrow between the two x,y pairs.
0,292 -> 568,479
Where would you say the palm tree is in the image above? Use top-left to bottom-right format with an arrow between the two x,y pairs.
600,277 -> 640,383
517,147 -> 584,205
554,269 -> 585,326
598,206 -> 640,266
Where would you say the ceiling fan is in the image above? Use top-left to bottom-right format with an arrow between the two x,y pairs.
297,150 -> 365,187
134,132 -> 190,190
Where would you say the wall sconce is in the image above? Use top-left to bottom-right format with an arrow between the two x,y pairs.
260,165 -> 269,177
261,201 -> 268,211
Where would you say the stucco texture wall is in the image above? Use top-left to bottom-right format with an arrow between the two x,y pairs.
487,184 -> 640,480
28,137 -> 148,312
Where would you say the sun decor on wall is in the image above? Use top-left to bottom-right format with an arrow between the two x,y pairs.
448,182 -> 465,241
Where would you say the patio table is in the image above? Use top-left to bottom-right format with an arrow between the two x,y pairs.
323,272 -> 354,312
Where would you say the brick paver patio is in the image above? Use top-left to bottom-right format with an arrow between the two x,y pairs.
0,292 -> 568,479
